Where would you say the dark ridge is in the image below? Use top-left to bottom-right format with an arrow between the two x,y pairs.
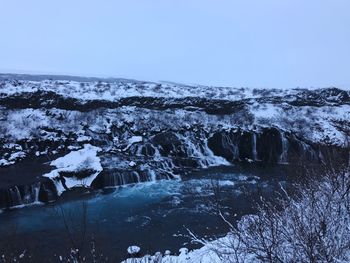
0,90 -> 247,115
1,89 -> 349,116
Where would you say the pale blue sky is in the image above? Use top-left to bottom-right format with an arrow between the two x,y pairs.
0,0 -> 349,88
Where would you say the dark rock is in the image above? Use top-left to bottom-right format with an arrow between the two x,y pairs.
256,128 -> 283,163
151,132 -> 184,157
38,180 -> 58,203
238,131 -> 254,160
207,131 -> 239,162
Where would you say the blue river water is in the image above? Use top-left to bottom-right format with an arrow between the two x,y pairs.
0,164 -> 290,262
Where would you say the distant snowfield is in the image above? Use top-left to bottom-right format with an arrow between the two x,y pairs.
0,78 -> 299,101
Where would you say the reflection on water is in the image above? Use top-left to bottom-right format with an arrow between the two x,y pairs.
0,164 -> 290,262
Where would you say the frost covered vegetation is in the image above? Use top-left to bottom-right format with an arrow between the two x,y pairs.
125,167 -> 350,263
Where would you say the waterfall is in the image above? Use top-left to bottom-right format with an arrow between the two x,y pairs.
34,183 -> 40,203
279,133 -> 289,164
176,132 -> 229,168
252,133 -> 258,161
107,171 -> 132,186
9,186 -> 22,206
148,169 -> 156,181
22,183 -> 41,205
300,141 -> 318,161
221,132 -> 239,160
97,167 -> 172,188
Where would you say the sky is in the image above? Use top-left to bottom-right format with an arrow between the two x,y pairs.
0,0 -> 349,89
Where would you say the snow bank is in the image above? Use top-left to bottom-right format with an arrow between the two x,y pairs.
43,144 -> 102,195
0,158 -> 14,167
121,243 -> 223,263
127,245 -> 140,255
0,151 -> 26,167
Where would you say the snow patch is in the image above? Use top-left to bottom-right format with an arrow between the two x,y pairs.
127,246 -> 141,255
123,136 -> 143,151
43,144 -> 102,195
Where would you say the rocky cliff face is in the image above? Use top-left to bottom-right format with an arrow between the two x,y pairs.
0,74 -> 349,209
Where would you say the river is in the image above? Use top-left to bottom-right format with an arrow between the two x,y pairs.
0,164 -> 291,262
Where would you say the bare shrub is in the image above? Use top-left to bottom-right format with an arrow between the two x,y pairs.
208,167 -> 350,263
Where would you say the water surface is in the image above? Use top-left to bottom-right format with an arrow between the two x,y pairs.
0,164 -> 290,262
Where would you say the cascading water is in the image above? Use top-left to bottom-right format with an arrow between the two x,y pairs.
9,186 -> 22,206
225,133 -> 239,161
279,133 -> 289,164
175,132 -> 229,168
252,133 -> 258,161
0,182 -> 44,209
298,140 -> 318,162
22,183 -> 41,204
93,130 -> 230,189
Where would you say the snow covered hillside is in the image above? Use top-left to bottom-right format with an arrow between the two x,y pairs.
0,74 -> 349,209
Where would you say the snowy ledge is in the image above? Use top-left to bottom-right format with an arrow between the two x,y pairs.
121,243 -> 224,263
43,144 -> 102,195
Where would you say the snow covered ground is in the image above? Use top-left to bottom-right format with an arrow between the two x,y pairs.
1,77 -> 349,148
122,242 -> 225,263
0,78 -> 297,102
